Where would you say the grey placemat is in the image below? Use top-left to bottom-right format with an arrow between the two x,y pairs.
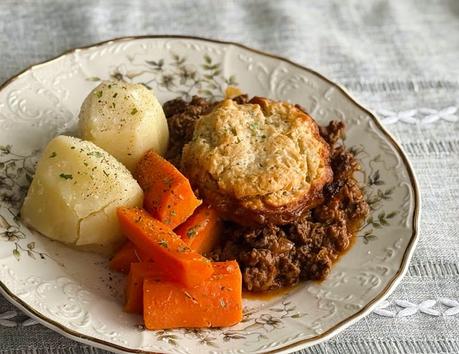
1,0 -> 458,353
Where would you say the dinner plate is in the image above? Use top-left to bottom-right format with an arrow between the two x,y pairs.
0,36 -> 419,354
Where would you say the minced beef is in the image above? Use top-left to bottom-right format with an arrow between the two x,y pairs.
163,96 -> 214,166
164,97 -> 369,292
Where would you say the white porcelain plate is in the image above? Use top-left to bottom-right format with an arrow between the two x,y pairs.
0,36 -> 419,354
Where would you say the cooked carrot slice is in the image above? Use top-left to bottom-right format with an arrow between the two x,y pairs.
124,262 -> 163,313
135,150 -> 201,228
143,261 -> 242,329
117,207 -> 213,287
175,204 -> 222,254
109,241 -> 139,274
109,241 -> 152,274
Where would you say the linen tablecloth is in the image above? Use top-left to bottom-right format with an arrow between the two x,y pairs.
1,1 -> 458,353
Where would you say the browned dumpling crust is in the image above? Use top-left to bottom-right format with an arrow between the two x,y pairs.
181,97 -> 332,226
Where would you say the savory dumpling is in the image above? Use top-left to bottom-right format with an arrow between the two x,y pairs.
79,81 -> 169,171
182,97 -> 332,226
21,135 -> 143,255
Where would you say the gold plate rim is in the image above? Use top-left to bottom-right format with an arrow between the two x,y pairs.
0,35 -> 420,354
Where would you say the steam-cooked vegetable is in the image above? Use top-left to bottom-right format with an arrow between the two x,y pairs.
21,135 -> 143,255
117,207 -> 213,287
79,81 -> 169,171
143,261 -> 243,329
109,241 -> 152,273
135,149 -> 201,228
125,262 -> 163,313
175,204 -> 222,254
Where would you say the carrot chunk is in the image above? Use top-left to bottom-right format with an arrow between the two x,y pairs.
117,207 -> 213,287
143,261 -> 242,329
135,150 -> 202,228
109,241 -> 152,274
109,241 -> 140,274
124,262 -> 163,313
175,204 -> 222,254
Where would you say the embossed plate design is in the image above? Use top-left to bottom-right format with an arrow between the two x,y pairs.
0,36 -> 419,354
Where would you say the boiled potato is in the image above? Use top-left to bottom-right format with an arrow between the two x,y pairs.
79,81 -> 169,171
21,135 -> 143,255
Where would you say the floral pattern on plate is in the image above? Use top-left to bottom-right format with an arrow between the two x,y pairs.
0,36 -> 419,354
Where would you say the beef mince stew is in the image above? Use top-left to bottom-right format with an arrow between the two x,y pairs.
164,96 -> 369,292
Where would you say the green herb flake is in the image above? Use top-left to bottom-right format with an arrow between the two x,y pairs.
131,108 -> 138,115
158,239 -> 168,248
12,249 -> 20,261
87,151 -> 103,158
162,177 -> 173,188
49,152 -> 57,158
95,90 -> 103,98
177,245 -> 191,253
113,93 -> 118,98
170,210 -> 177,217
59,173 -> 73,180
186,227 -> 198,238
